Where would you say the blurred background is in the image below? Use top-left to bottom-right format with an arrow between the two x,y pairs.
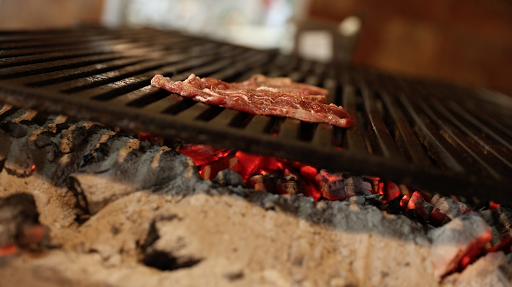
0,0 -> 511,95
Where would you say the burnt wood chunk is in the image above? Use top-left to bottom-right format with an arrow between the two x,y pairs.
405,191 -> 434,220
6,122 -> 27,138
248,174 -> 280,194
347,194 -> 384,208
385,194 -> 404,215
247,173 -> 307,195
492,206 -> 512,239
429,196 -> 471,226
71,142 -> 201,215
315,170 -> 372,201
478,209 -> 503,247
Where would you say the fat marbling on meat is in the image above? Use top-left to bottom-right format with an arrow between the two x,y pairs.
151,74 -> 354,128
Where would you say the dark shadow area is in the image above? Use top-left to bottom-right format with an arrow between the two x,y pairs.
143,250 -> 202,271
141,219 -> 203,271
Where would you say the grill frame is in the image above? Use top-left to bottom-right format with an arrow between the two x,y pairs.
1,27 -> 512,203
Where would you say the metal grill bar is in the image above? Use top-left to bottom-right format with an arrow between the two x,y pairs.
1,27 -> 512,203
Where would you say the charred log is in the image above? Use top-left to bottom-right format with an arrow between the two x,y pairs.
71,143 -> 201,215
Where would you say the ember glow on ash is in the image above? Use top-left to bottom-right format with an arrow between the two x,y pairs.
178,143 -> 324,200
173,142 -> 512,275
176,143 -> 404,205
490,200 -> 500,210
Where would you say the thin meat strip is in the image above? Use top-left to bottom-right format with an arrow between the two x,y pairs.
244,74 -> 329,103
151,74 -> 354,128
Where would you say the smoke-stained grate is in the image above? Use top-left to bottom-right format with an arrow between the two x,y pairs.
0,27 -> 511,203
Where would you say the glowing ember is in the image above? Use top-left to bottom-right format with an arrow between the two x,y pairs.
179,144 -> 232,166
0,244 -> 16,257
429,214 -> 492,277
315,170 -> 373,200
383,181 -> 401,202
400,195 -> 409,208
200,155 -> 238,180
137,132 -> 156,142
490,200 -> 500,211
363,176 -> 381,194
175,142 -> 506,274
406,191 -> 434,220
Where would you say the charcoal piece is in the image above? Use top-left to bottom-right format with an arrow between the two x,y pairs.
247,173 -> 306,195
382,181 -> 401,202
59,138 -> 73,154
430,194 -> 442,206
247,174 -> 279,193
0,193 -> 46,249
315,170 -> 372,201
276,174 -> 308,195
405,191 -> 433,220
2,136 -> 36,177
478,209 -> 502,247
345,176 -> 372,196
346,195 -> 365,205
81,142 -> 110,167
59,126 -> 88,154
492,206 -> 512,238
275,180 -> 299,195
44,142 -> 59,162
53,122 -> 72,133
35,131 -> 55,148
385,195 -> 404,215
6,122 -> 27,138
315,171 -> 352,201
213,169 -> 245,187
68,126 -> 87,146
363,194 -> 384,208
429,196 -> 471,226
363,176 -> 380,194
428,214 -> 492,278
405,209 -> 427,226
346,194 -> 385,208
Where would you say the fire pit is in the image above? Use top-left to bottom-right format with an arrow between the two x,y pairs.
1,27 -> 512,203
1,27 -> 512,286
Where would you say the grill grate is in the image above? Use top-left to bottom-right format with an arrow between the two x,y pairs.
1,27 -> 512,203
